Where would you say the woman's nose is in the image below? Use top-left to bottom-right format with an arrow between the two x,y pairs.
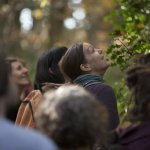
23,67 -> 28,73
96,49 -> 102,54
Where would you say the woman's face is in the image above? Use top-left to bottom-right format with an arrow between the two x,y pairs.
82,42 -> 109,75
11,61 -> 29,87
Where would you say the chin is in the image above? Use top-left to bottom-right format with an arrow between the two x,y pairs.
103,63 -> 109,71
101,65 -> 109,76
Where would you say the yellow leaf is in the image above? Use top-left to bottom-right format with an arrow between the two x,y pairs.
32,9 -> 44,20
40,0 -> 47,8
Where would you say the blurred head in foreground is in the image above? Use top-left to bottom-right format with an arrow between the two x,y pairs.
35,85 -> 108,150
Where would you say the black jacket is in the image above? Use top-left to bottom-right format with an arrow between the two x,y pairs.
86,83 -> 119,130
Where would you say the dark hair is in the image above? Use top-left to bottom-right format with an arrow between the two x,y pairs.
126,53 -> 150,122
60,43 -> 86,81
0,53 -> 10,97
35,85 -> 108,149
134,53 -> 150,66
34,46 -> 67,91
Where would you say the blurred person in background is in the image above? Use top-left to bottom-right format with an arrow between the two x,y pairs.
0,53 -> 57,150
5,56 -> 32,122
34,46 -> 67,92
106,53 -> 150,150
115,53 -> 150,150
6,56 -> 32,100
16,46 -> 67,128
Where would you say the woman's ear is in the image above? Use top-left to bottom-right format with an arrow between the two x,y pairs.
80,64 -> 92,72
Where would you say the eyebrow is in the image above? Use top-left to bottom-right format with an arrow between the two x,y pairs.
87,45 -> 94,53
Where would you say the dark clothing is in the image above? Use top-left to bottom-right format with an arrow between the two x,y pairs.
6,100 -> 21,122
86,83 -> 119,130
100,122 -> 150,150
118,121 -> 150,150
6,85 -> 32,122
74,74 -> 119,130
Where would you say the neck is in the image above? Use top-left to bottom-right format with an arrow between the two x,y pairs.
17,85 -> 26,98
90,72 -> 104,77
18,85 -> 24,93
91,69 -> 106,77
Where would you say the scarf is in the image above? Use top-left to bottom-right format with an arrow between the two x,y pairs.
73,74 -> 104,87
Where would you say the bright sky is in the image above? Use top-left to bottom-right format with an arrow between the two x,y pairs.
19,8 -> 33,32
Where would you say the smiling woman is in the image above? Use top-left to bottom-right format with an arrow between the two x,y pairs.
6,57 -> 32,99
5,56 -> 33,122
11,60 -> 29,86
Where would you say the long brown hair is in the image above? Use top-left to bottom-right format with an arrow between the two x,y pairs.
125,53 -> 150,122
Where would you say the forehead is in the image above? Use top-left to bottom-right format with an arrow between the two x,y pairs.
11,61 -> 25,69
83,43 -> 93,53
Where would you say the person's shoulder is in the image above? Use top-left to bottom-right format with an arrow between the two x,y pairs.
0,118 -> 57,150
87,82 -> 114,91
86,83 -> 116,102
25,89 -> 42,99
42,82 -> 63,93
22,128 -> 57,150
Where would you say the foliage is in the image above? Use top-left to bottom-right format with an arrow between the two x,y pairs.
107,0 -> 150,70
113,80 -> 130,121
107,0 -> 150,119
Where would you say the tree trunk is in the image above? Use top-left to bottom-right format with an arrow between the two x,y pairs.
48,0 -> 68,47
